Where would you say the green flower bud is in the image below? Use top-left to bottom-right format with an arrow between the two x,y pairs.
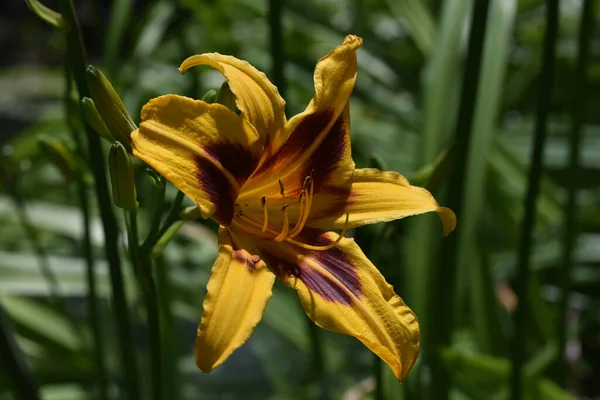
201,89 -> 218,104
86,66 -> 136,149
23,0 -> 64,28
108,142 -> 138,211
180,205 -> 201,220
81,97 -> 115,143
216,82 -> 239,114
37,136 -> 78,180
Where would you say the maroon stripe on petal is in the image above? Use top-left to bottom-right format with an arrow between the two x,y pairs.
259,230 -> 361,305
253,110 -> 334,177
232,249 -> 260,271
298,267 -> 354,304
204,142 -> 258,185
195,156 -> 236,225
301,111 -> 351,193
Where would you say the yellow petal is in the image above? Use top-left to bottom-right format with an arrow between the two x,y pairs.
308,168 -> 456,236
238,35 -> 361,202
131,94 -> 263,225
257,230 -> 419,381
179,53 -> 286,149
196,228 -> 275,372
237,103 -> 354,223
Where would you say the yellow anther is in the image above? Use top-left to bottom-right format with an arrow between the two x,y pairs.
286,212 -> 350,251
273,204 -> 290,242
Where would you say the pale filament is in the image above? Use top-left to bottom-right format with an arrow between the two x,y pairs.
288,190 -> 306,237
273,205 -> 289,242
234,174 -> 349,251
288,176 -> 314,239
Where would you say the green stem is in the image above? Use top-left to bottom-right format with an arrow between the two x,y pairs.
0,302 -> 41,400
77,178 -> 109,400
373,353 -> 383,400
65,58 -> 109,400
510,1 -> 559,399
127,212 -> 163,400
429,1 -> 491,399
143,190 -> 184,254
155,255 -> 179,399
173,7 -> 200,98
57,0 -> 141,397
142,178 -> 166,252
268,0 -> 286,98
307,317 -> 323,377
556,0 -> 593,388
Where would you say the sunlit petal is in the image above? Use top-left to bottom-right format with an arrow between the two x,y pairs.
256,229 -> 419,381
195,228 -> 276,372
308,168 -> 456,236
132,94 -> 262,225
239,36 -> 362,198
179,53 -> 286,149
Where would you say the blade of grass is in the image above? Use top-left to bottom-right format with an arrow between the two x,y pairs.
269,0 -> 286,98
555,0 -> 594,387
457,0 -> 516,356
383,0 -> 436,56
403,1 -> 472,394
428,1 -> 491,399
57,0 -> 141,397
510,1 -> 559,399
404,0 -> 471,319
0,302 -> 41,400
104,0 -> 135,75
155,255 -> 179,400
8,180 -> 61,305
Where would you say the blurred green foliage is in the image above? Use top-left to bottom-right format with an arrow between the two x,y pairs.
1,0 -> 600,399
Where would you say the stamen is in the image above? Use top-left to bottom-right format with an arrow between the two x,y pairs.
289,176 -> 314,239
289,190 -> 306,237
286,212 -> 350,251
273,204 -> 290,242
261,195 -> 268,233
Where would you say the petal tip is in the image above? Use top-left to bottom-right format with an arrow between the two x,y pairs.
343,34 -> 363,48
436,207 -> 457,237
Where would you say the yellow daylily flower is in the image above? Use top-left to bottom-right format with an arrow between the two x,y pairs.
131,35 -> 456,381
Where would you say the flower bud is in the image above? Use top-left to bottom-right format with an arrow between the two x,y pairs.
201,89 -> 218,104
37,136 -> 78,180
180,205 -> 201,220
108,141 -> 138,211
81,97 -> 115,143
24,0 -> 63,28
86,66 -> 136,149
216,82 -> 239,114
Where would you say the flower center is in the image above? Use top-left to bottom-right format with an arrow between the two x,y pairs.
231,173 -> 349,251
